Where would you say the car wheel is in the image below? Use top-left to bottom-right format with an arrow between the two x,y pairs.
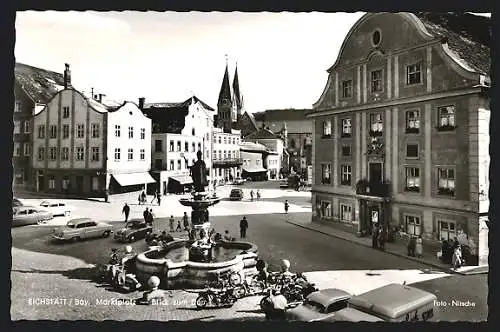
72,236 -> 81,242
102,231 -> 111,238
129,236 -> 135,242
36,219 -> 45,225
233,285 -> 247,299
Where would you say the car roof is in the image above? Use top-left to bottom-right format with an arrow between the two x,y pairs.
68,218 -> 92,224
348,283 -> 437,319
15,205 -> 38,210
306,288 -> 352,306
333,308 -> 384,322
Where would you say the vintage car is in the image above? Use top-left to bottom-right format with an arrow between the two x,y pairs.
114,219 -> 152,243
52,218 -> 113,242
285,288 -> 351,322
233,177 -> 246,185
12,197 -> 23,207
12,206 -> 53,227
229,188 -> 244,201
39,201 -> 73,217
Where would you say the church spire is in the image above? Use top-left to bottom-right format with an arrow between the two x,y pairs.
217,56 -> 232,107
232,62 -> 243,115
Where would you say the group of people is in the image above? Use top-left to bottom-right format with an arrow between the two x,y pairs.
143,208 -> 155,226
371,223 -> 387,250
441,237 -> 465,269
169,212 -> 191,233
407,234 -> 424,258
249,190 -> 261,201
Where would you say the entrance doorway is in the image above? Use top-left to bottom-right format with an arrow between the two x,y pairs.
37,175 -> 45,192
369,163 -> 383,183
76,176 -> 84,193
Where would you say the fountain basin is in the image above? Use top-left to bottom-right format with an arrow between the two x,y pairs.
135,239 -> 258,289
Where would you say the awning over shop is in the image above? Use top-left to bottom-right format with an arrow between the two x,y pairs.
242,167 -> 267,173
169,175 -> 193,185
112,172 -> 156,187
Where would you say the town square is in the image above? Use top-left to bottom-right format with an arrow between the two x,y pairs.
10,11 -> 490,322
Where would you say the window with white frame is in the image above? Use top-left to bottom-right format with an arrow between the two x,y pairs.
406,110 -> 420,133
438,167 -> 455,196
177,141 -> 181,152
340,204 -> 353,222
218,151 -> 222,160
14,101 -> 21,112
14,142 -> 21,156
223,151 -> 227,159
115,125 -> 121,137
341,164 -> 352,185
62,106 -> 70,118
50,147 -> 57,160
177,159 -> 182,170
75,147 -> 84,161
439,220 -> 456,241
197,143 -> 201,151
62,176 -> 70,190
406,62 -> 422,85
38,147 -> 45,160
218,137 -> 221,144
14,120 -> 20,134
192,142 -> 196,152
48,175 -> 56,190
91,147 -> 99,161
341,118 -> 352,137
128,126 -> 134,139
437,105 -> 456,130
50,125 -> 57,139
91,123 -> 100,138
76,124 -> 85,138
321,163 -> 331,184
192,128 -> 195,136
224,137 -> 227,144
24,121 -> 30,134
140,128 -> 145,139
322,120 -> 332,137
128,148 -> 133,161
140,149 -> 145,160
185,142 -> 189,152
405,167 -> 420,192
169,140 -> 174,152
213,150 -> 217,160
370,69 -> 383,92
169,160 -> 174,170
369,113 -> 383,135
320,200 -> 332,219
63,124 -> 69,139
38,125 -> 45,138
342,80 -> 353,98
24,143 -> 30,156
61,147 -> 69,161
405,215 -> 421,235
114,148 -> 121,161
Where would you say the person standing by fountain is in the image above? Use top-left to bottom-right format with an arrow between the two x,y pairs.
183,212 -> 190,231
169,215 -> 175,232
240,216 -> 248,239
122,203 -> 130,223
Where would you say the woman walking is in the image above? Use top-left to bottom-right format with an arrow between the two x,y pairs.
415,235 -> 423,258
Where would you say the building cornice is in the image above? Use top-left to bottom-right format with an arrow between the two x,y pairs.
308,87 -> 483,118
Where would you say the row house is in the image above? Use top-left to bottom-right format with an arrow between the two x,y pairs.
212,127 -> 243,184
239,141 -> 275,181
32,64 -> 153,197
13,63 -> 66,191
244,127 -> 286,180
142,96 -> 215,195
309,12 -> 490,265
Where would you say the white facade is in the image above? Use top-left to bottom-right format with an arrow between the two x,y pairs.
212,127 -> 242,182
266,153 -> 280,179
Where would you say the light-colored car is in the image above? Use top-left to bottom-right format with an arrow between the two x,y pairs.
233,178 -> 246,185
12,206 -> 53,227
285,288 -> 351,322
39,201 -> 73,217
52,218 -> 113,242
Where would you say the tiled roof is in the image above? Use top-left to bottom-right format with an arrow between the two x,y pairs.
254,109 -> 311,122
143,96 -> 214,112
239,141 -> 268,152
245,127 -> 280,140
414,12 -> 491,76
15,63 -> 66,104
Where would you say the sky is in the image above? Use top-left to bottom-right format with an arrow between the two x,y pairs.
14,11 -> 490,113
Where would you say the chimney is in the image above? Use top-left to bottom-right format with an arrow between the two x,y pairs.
138,97 -> 145,110
63,63 -> 71,89
98,94 -> 105,103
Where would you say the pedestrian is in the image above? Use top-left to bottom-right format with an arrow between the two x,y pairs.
240,216 -> 248,239
377,228 -> 386,250
122,203 -> 130,222
169,215 -> 175,232
147,208 -> 154,226
157,195 -> 161,206
143,208 -> 149,224
372,224 -> 379,249
176,220 -> 182,232
223,230 -> 232,241
141,191 -> 146,204
452,245 -> 462,270
415,235 -> 423,258
250,190 -> 254,201
452,237 -> 460,250
256,190 -> 261,200
407,235 -> 416,257
284,200 -> 289,214
138,194 -> 142,205
151,191 -> 157,204
183,212 -> 190,231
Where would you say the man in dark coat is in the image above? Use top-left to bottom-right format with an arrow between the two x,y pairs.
143,208 -> 149,224
122,203 -> 130,222
240,216 -> 248,238
372,224 -> 379,249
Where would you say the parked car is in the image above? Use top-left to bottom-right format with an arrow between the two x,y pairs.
233,178 -> 246,185
114,219 -> 152,243
12,206 -> 53,227
52,218 -> 113,242
39,201 -> 73,217
12,197 -> 23,207
229,188 -> 244,201
285,288 -> 351,322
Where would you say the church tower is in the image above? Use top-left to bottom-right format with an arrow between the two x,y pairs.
232,63 -> 244,122
217,60 -> 233,133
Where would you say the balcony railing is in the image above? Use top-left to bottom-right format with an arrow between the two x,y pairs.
356,179 -> 391,198
212,158 -> 243,167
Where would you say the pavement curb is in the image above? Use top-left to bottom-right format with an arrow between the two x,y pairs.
286,219 -> 463,274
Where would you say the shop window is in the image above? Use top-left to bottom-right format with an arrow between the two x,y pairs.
320,200 -> 332,219
91,177 -> 99,191
439,220 -> 456,241
48,175 -> 56,190
340,204 -> 352,222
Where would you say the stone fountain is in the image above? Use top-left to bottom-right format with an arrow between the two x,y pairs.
135,151 -> 259,289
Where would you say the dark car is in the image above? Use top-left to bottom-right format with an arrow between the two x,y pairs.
229,188 -> 244,201
114,219 -> 153,243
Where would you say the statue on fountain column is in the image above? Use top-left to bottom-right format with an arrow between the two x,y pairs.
188,150 -> 209,193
